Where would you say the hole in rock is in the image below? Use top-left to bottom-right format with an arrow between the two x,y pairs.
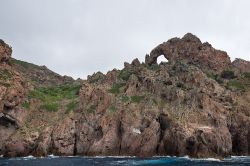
157,55 -> 168,64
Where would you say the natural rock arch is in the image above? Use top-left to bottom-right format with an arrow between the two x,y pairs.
145,33 -> 231,73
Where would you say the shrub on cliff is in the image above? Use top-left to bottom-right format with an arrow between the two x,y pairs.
0,69 -> 12,81
118,69 -> 133,81
40,102 -> 59,112
131,95 -> 145,103
108,83 -> 126,95
243,72 -> 250,79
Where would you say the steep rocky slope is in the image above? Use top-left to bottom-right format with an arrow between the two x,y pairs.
0,40 -> 26,155
10,58 -> 75,88
1,34 -> 250,158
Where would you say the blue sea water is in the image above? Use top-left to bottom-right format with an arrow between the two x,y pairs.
0,155 -> 250,166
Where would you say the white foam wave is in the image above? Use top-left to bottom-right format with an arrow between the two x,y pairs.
47,154 -> 60,158
231,156 -> 249,158
93,156 -> 136,158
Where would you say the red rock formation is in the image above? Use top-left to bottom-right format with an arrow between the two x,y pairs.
2,34 -> 250,158
0,40 -> 26,155
232,58 -> 250,73
146,33 -> 231,73
0,39 -> 12,63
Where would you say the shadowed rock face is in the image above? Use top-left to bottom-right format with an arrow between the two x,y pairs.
145,33 -> 231,73
1,34 -> 250,158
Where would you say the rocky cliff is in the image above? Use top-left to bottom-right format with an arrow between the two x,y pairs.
1,33 -> 250,158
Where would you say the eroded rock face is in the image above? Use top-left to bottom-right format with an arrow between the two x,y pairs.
0,40 -> 12,63
0,40 -> 26,155
33,127 -> 53,156
232,58 -> 250,73
1,34 -> 250,158
51,117 -> 76,155
145,33 -> 231,73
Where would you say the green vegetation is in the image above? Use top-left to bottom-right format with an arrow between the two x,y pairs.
28,84 -> 81,101
28,84 -> 81,112
121,95 -> 130,102
108,104 -> 116,113
40,102 -> 59,112
131,95 -> 145,103
108,83 -> 126,95
22,101 -> 30,109
65,100 -> 79,114
0,69 -> 12,80
118,70 -> 133,81
243,72 -> 250,79
226,80 -> 245,91
120,95 -> 145,103
221,70 -> 236,79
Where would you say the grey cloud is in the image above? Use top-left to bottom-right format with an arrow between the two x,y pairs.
0,0 -> 250,78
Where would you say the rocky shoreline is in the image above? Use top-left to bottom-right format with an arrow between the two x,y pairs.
1,34 -> 250,158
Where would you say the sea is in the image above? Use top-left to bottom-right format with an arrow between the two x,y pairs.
0,155 -> 250,166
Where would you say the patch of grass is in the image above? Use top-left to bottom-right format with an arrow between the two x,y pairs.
22,101 -> 30,109
221,70 -> 236,79
226,80 -> 245,91
28,84 -> 81,112
28,84 -> 81,101
0,69 -> 12,80
131,95 -> 145,103
121,95 -> 130,102
243,72 -> 250,79
118,70 -> 133,81
108,104 -> 116,113
65,100 -> 79,114
40,102 -> 59,112
108,83 -> 126,95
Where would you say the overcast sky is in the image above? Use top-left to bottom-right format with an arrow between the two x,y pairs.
0,0 -> 250,79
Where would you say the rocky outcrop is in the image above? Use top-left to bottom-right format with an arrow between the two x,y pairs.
1,34 -> 250,158
145,33 -> 231,73
0,40 -> 27,155
232,58 -> 250,73
0,39 -> 12,63
11,58 -> 75,88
